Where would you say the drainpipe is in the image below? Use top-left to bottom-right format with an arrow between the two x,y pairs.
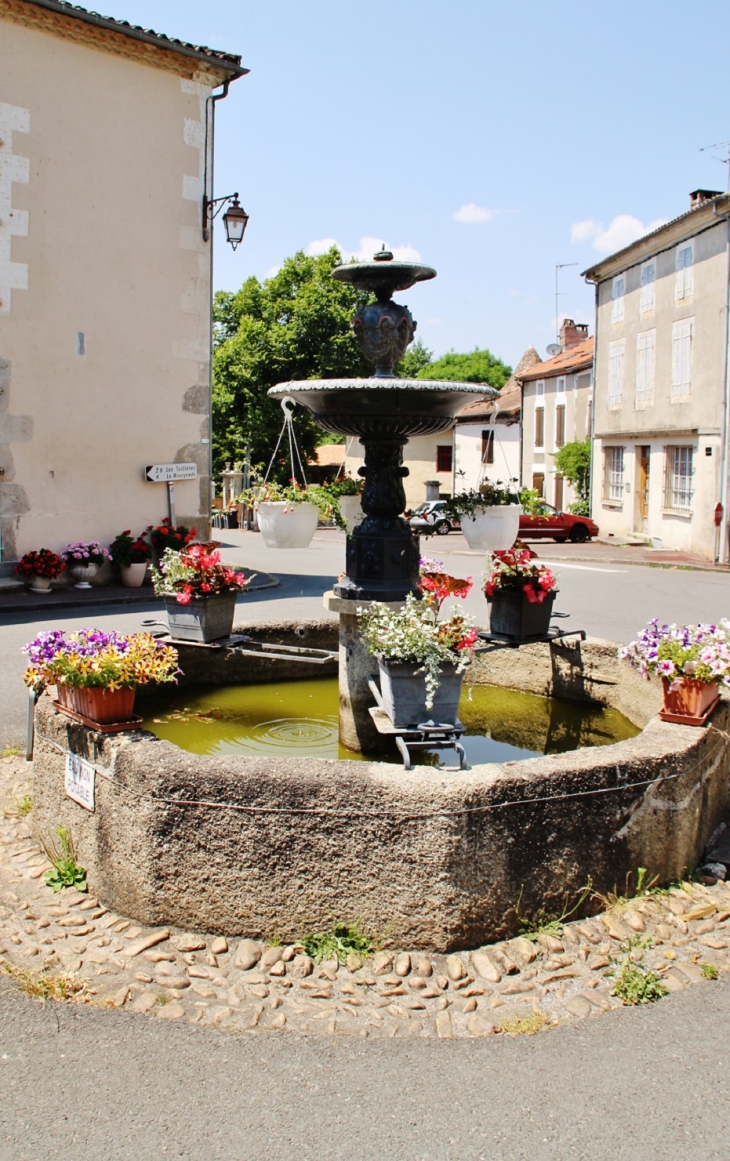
588,281 -> 598,517
716,206 -> 730,564
203,81 -> 233,533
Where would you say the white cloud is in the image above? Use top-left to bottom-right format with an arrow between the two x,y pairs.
265,264 -> 281,279
306,236 -> 421,262
453,202 -> 497,224
571,214 -> 667,255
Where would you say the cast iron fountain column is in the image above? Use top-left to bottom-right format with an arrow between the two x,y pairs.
269,250 -> 495,749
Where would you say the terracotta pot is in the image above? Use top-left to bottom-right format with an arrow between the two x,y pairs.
661,678 -> 720,723
58,684 -> 136,724
460,504 -> 521,551
29,574 -> 53,593
120,562 -> 147,588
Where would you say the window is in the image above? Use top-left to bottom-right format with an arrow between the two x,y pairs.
635,329 -> 656,408
675,242 -> 694,302
555,404 -> 566,447
671,318 -> 693,399
436,445 -> 452,473
535,379 -> 545,398
534,406 -> 545,448
612,275 -> 625,323
532,472 -> 545,497
556,376 -> 566,397
604,446 -> 624,501
608,338 -> 625,405
640,261 -> 656,315
481,429 -> 494,464
664,446 -> 694,511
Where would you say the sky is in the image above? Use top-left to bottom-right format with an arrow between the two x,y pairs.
103,0 -> 730,369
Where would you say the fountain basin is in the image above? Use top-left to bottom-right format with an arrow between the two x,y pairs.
30,622 -> 730,951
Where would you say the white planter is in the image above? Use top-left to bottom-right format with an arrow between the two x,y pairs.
256,501 -> 320,549
29,574 -> 53,593
120,563 -> 147,588
338,495 -> 364,534
71,563 -> 99,589
460,504 -> 521,552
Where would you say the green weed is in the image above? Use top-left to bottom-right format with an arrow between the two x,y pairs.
500,1007 -> 551,1035
700,962 -> 719,980
608,935 -> 667,1005
40,827 -> 87,893
515,878 -> 593,941
301,923 -> 373,965
0,960 -> 88,1003
1,745 -> 20,758
15,796 -> 32,818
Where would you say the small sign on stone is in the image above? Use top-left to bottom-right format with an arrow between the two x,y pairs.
65,752 -> 95,811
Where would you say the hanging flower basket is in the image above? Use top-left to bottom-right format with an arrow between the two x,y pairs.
338,495 -> 364,534
256,501 -> 320,549
460,505 -> 521,551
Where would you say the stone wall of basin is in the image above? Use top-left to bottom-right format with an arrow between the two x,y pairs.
31,630 -> 730,952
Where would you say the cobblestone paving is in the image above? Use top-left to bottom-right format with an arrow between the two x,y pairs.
2,755 -> 728,1040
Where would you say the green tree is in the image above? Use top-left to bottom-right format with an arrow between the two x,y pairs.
396,338 -> 433,379
417,347 -> 511,390
212,247 -> 370,479
552,438 -> 592,513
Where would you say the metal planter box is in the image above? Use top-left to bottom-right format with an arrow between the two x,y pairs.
164,591 -> 237,643
487,589 -> 556,641
378,659 -> 464,728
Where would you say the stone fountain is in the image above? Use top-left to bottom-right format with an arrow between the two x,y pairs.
269,250 -> 495,749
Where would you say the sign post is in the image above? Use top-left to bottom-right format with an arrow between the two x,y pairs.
144,463 -> 198,525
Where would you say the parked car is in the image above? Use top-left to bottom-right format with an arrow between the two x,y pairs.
519,502 -> 598,543
407,500 -> 459,536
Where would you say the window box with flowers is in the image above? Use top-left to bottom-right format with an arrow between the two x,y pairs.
23,628 -> 179,726
358,562 -> 476,728
443,480 -> 522,551
484,545 -> 558,640
620,619 -> 729,725
62,541 -> 112,588
109,530 -> 152,587
15,549 -> 65,593
151,545 -> 249,642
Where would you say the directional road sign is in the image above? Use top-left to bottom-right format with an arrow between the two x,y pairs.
144,463 -> 198,483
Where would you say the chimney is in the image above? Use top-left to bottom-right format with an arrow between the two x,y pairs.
559,319 -> 589,351
690,189 -> 722,210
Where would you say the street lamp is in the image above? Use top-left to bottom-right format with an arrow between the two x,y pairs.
202,192 -> 249,249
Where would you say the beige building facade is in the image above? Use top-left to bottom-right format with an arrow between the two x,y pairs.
0,0 -> 245,561
585,191 -> 730,560
519,323 -> 594,509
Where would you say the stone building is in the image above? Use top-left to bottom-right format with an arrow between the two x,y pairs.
518,322 -> 594,508
0,0 -> 246,563
584,190 -> 730,559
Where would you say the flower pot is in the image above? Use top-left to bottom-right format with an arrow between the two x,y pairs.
256,501 -> 320,549
339,495 -> 364,534
460,504 -> 521,551
29,574 -> 53,593
226,511 -> 240,529
120,563 -> 147,588
377,659 -> 464,728
660,678 -> 720,725
164,590 -> 237,643
487,589 -> 557,641
57,684 -> 136,724
71,563 -> 99,589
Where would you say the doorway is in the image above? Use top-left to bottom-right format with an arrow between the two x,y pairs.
635,446 -> 650,533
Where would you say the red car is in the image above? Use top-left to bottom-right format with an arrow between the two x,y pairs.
519,502 -> 598,543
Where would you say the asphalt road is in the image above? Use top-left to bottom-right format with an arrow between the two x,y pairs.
2,974 -> 729,1161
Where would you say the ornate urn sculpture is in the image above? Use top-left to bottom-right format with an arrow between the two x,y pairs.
269,250 -> 494,602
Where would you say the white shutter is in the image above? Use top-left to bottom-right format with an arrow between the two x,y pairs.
671,319 -> 693,397
675,243 -> 694,302
635,330 -> 655,406
608,339 -> 625,405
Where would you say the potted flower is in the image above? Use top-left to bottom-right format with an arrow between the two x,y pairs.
484,544 -> 558,640
358,565 -> 476,727
320,475 -> 365,533
22,628 -> 179,725
147,519 -> 197,565
240,478 -> 328,549
151,545 -> 249,642
62,541 -> 112,588
14,549 -> 65,594
109,530 -> 152,588
620,619 -> 730,725
443,480 -> 522,551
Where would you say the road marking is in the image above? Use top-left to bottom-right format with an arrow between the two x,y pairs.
539,561 -> 627,574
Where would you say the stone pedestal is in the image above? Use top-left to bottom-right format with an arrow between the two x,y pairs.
324,590 -> 403,754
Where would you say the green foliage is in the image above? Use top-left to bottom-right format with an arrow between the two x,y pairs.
16,795 -> 32,818
1,744 -> 20,758
608,935 -> 668,1005
0,962 -> 88,1003
212,247 -> 371,479
444,480 -> 521,520
396,338 -> 433,379
518,488 -> 542,516
499,1008 -> 551,1035
515,878 -> 593,941
700,961 -> 719,980
552,439 -> 591,505
568,499 -> 591,516
301,923 -> 373,965
418,347 -> 511,390
41,828 -> 87,894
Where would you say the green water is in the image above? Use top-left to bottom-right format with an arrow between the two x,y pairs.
142,677 -> 639,766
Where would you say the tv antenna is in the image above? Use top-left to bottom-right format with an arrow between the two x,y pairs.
699,141 -> 730,190
555,262 -> 578,343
